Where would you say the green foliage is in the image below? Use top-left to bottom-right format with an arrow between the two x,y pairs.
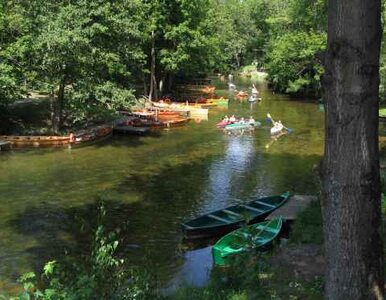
9,201 -> 160,300
264,0 -> 327,95
266,31 -> 326,95
379,0 -> 386,102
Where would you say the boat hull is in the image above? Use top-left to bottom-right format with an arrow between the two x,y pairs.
1,125 -> 113,148
212,217 -> 283,266
182,192 -> 290,239
225,121 -> 261,130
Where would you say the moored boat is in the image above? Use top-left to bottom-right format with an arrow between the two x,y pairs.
0,135 -> 71,147
181,192 -> 290,239
207,97 -> 229,106
212,217 -> 283,266
1,124 -> 113,148
113,125 -> 151,135
130,116 -> 190,128
72,125 -> 113,146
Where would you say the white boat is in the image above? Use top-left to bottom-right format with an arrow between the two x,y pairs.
270,123 -> 284,135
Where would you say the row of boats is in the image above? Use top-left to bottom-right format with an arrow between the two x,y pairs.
0,97 -> 229,148
181,192 -> 291,266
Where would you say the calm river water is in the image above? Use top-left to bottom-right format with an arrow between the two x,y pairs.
0,77 -> 324,293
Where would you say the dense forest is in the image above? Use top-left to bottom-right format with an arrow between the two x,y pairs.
2,0 -> 386,132
0,0 -> 326,133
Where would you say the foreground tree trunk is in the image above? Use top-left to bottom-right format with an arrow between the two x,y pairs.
321,0 -> 384,299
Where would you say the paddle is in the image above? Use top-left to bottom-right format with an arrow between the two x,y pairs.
266,113 -> 293,133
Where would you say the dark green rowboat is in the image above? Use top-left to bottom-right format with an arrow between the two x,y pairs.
181,192 -> 290,239
212,217 -> 283,266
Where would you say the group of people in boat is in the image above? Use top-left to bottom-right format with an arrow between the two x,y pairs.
218,113 -> 289,136
219,115 -> 256,126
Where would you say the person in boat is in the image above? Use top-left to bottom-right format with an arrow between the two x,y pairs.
229,115 -> 236,123
251,84 -> 259,96
236,90 -> 247,97
223,115 -> 229,123
239,117 -> 245,124
69,132 -> 75,143
271,120 -> 284,135
248,116 -> 255,125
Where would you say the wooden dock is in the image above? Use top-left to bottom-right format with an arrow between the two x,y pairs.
0,140 -> 12,151
267,194 -> 318,221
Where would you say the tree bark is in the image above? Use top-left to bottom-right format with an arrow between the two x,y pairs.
52,82 -> 65,134
321,0 -> 384,299
149,31 -> 158,101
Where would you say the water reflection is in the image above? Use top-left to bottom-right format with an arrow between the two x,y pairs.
172,135 -> 258,288
265,131 -> 288,150
200,135 -> 255,213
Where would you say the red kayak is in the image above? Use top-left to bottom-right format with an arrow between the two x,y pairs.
216,120 -> 232,128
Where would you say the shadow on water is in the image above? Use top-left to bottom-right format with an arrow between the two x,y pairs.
0,76 -> 325,293
4,148 -> 322,293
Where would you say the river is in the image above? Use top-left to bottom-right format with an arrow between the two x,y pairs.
0,76 -> 324,294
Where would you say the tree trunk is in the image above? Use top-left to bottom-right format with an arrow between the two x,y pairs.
52,83 -> 65,134
149,31 -> 158,101
235,52 -> 241,69
321,0 -> 384,299
143,74 -> 148,96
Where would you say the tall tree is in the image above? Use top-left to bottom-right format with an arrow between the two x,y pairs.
321,0 -> 384,298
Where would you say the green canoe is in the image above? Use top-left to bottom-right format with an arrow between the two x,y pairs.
225,121 -> 261,130
212,217 -> 283,266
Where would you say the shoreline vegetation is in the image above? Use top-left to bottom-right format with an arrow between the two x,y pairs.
3,196 -> 385,299
3,199 -> 326,300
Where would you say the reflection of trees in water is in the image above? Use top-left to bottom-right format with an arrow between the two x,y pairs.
5,159 -> 215,290
199,135 -> 262,213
